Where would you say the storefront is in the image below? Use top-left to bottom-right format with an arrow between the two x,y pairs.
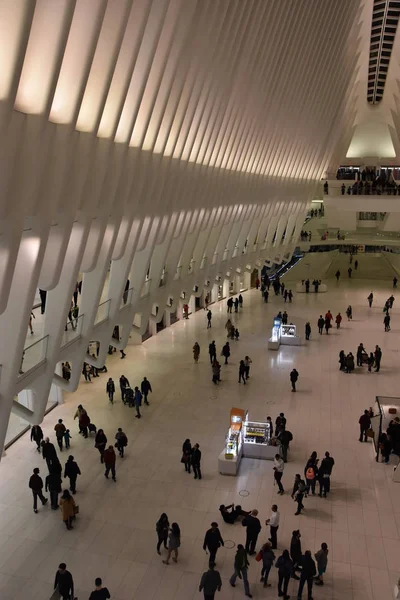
268,320 -> 302,350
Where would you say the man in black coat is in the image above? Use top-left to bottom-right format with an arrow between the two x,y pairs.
28,468 -> 48,513
141,377 -> 152,405
41,438 -> 58,470
30,425 -> 43,452
54,563 -> 74,600
290,530 -> 302,580
242,509 -> 261,555
318,452 -> 335,497
297,550 -> 316,599
209,341 -> 217,364
290,368 -> 299,392
119,375 -> 130,402
359,410 -> 371,442
203,522 -> 224,566
45,469 -> 63,510
192,443 -> 202,479
64,455 -> 81,494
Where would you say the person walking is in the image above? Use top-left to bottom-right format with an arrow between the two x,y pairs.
59,489 -> 76,530
279,428 -> 293,463
242,509 -> 261,555
222,342 -> 230,365
266,504 -> 280,549
141,376 -> 152,405
182,438 -> 192,473
42,437 -> 58,471
29,468 -> 48,513
259,542 -> 275,588
227,298 -> 233,313
239,294 -> 243,308
305,322 -> 311,340
199,562 -> 222,599
89,577 -> 111,599
106,378 -> 115,404
244,356 -> 252,379
238,360 -> 246,384
359,409 -> 371,442
374,345 -> 382,372
134,386 -> 142,418
209,341 -> 217,364
95,429 -> 107,463
368,352 -> 375,372
335,269 -> 340,281
297,550 -> 316,600
346,305 -> 352,320
119,375 -> 130,403
104,446 -> 116,481
234,298 -> 239,313
273,454 -> 284,494
64,455 -> 81,494
207,310 -> 212,328
367,292 -> 373,308
305,462 -> 318,496
156,513 -> 169,555
193,342 -> 200,363
335,312 -> 342,329
63,429 -> 71,449
290,368 -> 299,392
292,474 -> 306,515
356,343 -> 365,367
290,529 -> 302,580
45,469 -> 62,510
317,315 -> 324,335
115,428 -> 128,457
384,312 -> 391,332
77,405 -> 90,438
162,522 -> 181,564
30,424 -> 43,452
314,542 -> 328,586
394,276 -> 398,288
348,266 -> 352,278
192,443 -> 202,479
275,549 -> 293,600
53,563 -> 74,600
275,413 -> 287,437
318,452 -> 334,497
54,419 -> 66,451
203,522 -> 224,566
229,544 -> 252,597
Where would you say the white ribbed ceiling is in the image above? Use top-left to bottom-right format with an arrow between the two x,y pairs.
2,0 -> 362,182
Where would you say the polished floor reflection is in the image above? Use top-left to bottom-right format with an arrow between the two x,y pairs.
0,275 -> 399,599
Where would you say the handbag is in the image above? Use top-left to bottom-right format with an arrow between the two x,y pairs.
255,550 -> 263,562
73,505 -> 79,515
366,428 -> 374,438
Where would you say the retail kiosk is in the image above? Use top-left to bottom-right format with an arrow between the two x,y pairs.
218,408 -> 276,475
268,319 -> 302,350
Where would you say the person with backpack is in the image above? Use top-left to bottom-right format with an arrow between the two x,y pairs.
275,549 -> 293,599
106,378 -> 115,404
314,542 -> 329,585
258,542 -> 275,588
292,474 -> 306,515
119,375 -> 130,402
115,428 -> 128,457
305,463 -> 318,496
54,419 -> 66,451
278,428 -> 293,463
199,561 -> 222,599
290,368 -> 299,392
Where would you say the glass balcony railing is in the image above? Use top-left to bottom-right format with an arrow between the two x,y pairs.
61,314 -> 84,347
94,300 -> 111,325
120,287 -> 134,308
18,335 -> 49,377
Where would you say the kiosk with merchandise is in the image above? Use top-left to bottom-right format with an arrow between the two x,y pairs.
218,408 -> 277,475
268,319 -> 302,350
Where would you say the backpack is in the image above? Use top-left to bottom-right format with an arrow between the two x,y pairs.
298,480 -> 307,493
306,467 -> 315,480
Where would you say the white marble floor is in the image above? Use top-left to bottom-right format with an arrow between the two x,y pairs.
1,275 -> 400,600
